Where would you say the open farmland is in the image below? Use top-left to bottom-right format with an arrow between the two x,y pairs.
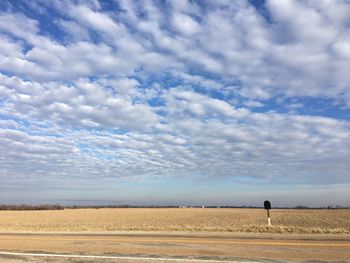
0,208 -> 349,234
1,208 -> 350,262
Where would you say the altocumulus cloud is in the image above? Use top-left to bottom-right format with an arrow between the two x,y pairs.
0,0 -> 350,206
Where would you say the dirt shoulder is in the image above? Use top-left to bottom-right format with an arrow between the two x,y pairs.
0,231 -> 349,262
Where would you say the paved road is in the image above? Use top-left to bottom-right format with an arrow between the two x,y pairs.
0,232 -> 349,262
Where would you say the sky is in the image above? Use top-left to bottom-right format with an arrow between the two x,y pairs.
0,0 -> 350,207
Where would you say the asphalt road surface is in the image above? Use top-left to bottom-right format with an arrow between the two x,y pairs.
0,232 -> 349,262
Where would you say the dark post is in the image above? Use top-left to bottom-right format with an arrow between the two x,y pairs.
264,200 -> 271,226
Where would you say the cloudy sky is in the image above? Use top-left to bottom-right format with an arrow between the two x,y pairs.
0,0 -> 350,207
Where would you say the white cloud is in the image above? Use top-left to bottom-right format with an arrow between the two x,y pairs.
172,12 -> 201,35
0,36 -> 23,57
68,4 -> 120,35
0,74 -> 157,130
56,19 -> 91,41
163,88 -> 249,118
0,12 -> 39,41
243,100 -> 264,108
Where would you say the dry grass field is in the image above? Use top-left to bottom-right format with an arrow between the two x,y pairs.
0,208 -> 349,234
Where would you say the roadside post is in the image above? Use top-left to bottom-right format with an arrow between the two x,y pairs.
264,200 -> 271,226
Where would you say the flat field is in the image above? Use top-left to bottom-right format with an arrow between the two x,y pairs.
0,208 -> 349,234
1,209 -> 350,262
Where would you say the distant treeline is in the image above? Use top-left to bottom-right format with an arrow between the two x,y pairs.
293,205 -> 348,210
68,205 -> 265,209
0,204 -> 348,210
0,204 -> 64,210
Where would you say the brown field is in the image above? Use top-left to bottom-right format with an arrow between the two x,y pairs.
0,208 -> 349,234
1,208 -> 350,262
